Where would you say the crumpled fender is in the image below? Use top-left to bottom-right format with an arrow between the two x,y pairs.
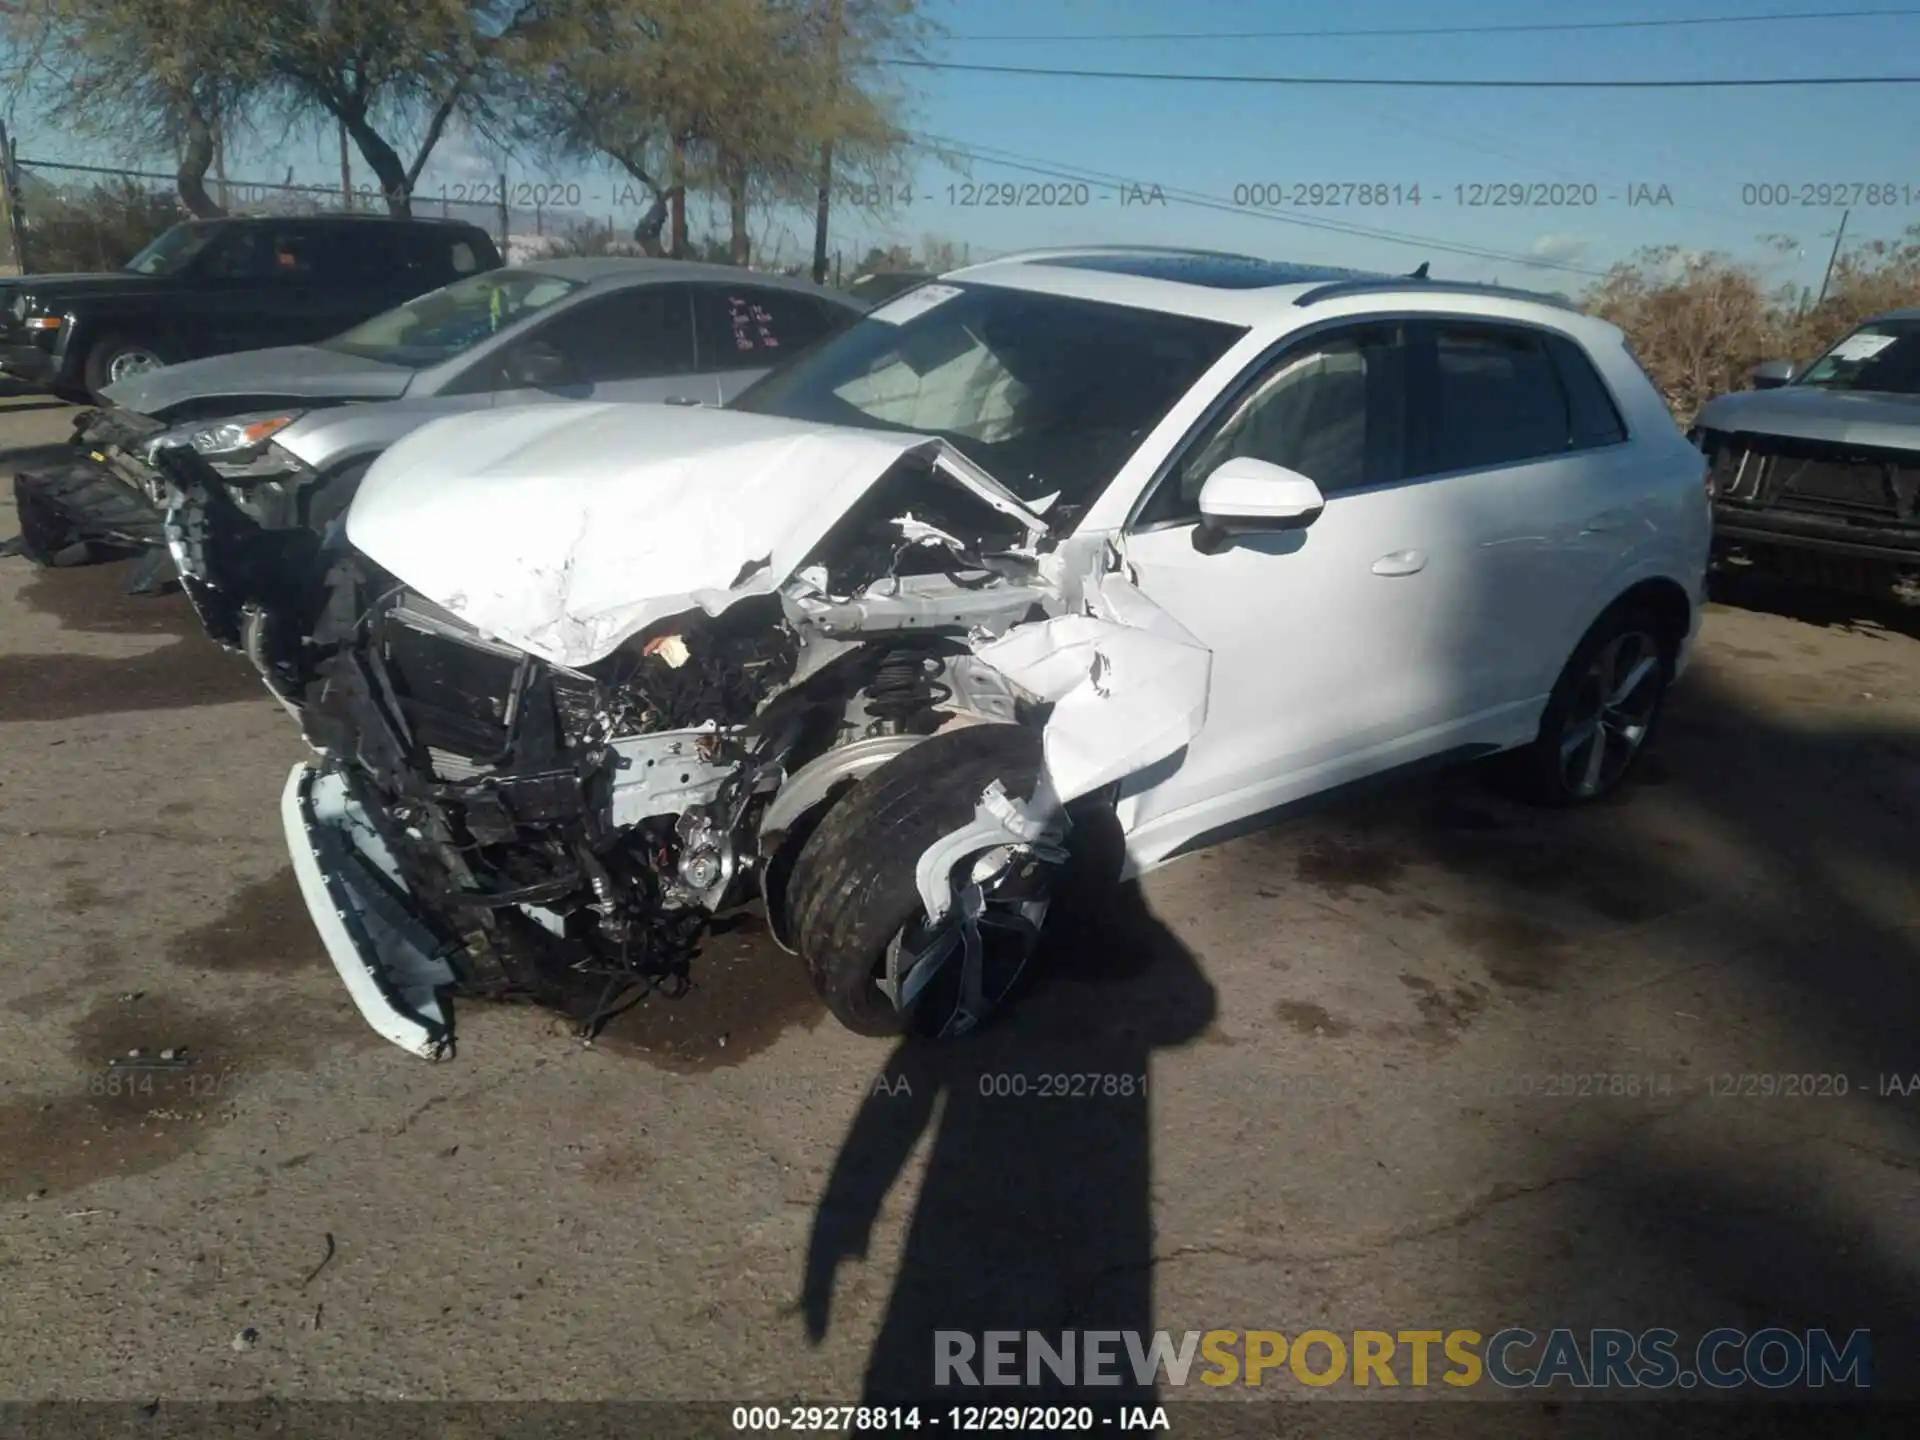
970,569 -> 1212,804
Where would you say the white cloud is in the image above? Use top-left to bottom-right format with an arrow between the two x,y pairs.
1524,232 -> 1592,269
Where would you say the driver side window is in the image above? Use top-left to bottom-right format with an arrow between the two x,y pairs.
1137,323 -> 1408,527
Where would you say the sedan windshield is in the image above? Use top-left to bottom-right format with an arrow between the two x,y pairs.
320,268 -> 586,367
123,222 -> 223,276
729,282 -> 1244,518
1796,318 -> 1920,394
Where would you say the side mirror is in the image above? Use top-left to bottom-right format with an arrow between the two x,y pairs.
504,340 -> 575,389
1750,358 -> 1796,390
1194,457 -> 1326,552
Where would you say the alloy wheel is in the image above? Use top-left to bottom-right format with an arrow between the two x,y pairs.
879,844 -> 1057,1040
107,348 -> 164,384
1559,628 -> 1663,799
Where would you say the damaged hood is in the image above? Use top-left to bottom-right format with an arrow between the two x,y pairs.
100,344 -> 417,417
1694,384 -> 1920,450
346,401 -> 1049,668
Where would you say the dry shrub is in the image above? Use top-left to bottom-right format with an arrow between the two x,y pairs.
1586,225 -> 1920,425
20,177 -> 183,274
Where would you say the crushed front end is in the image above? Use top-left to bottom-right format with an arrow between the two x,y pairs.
270,404 -> 1214,1057
286,553 -> 809,1054
1701,426 -> 1920,604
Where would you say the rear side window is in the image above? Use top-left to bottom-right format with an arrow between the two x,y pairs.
1544,332 -> 1628,447
692,286 -> 838,364
1425,324 -> 1569,473
403,228 -> 485,286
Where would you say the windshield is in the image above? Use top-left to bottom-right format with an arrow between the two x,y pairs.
729,281 -> 1244,520
1795,318 -> 1920,395
123,222 -> 223,277
320,268 -> 586,367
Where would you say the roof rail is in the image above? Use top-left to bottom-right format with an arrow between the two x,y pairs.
970,243 -> 1281,267
1292,275 -> 1578,311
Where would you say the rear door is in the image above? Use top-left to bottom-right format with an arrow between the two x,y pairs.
690,284 -> 846,403
487,282 -> 701,406
1406,318 -> 1638,708
308,223 -> 419,336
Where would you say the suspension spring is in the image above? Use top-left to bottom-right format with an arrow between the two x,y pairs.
866,650 -> 953,725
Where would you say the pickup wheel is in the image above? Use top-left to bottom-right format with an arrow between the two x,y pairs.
783,723 -> 1061,1040
1504,603 -> 1672,807
81,334 -> 172,403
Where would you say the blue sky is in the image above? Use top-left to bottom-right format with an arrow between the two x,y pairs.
10,0 -> 1920,293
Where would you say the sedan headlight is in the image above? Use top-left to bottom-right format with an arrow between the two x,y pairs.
163,411 -> 311,481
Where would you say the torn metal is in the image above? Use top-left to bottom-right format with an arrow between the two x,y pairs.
269,404 -> 1211,1055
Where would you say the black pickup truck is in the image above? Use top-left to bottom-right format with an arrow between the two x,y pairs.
0,213 -> 501,404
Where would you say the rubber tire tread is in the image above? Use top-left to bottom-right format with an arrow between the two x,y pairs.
783,723 -> 1045,1036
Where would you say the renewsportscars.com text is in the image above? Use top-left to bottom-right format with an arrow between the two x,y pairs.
935,1327 -> 1872,1390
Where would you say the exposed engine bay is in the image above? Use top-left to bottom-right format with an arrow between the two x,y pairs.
273,406 -> 1213,1057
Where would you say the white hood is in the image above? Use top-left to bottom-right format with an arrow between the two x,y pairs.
345,402 -> 1048,668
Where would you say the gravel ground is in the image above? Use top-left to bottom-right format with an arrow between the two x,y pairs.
2,389 -> 1918,1425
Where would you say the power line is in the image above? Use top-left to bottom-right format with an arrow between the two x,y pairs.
913,133 -> 1610,280
894,60 -> 1920,88
946,7 -> 1920,43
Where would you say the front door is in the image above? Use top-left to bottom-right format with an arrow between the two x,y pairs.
489,283 -> 700,407
1115,320 -> 1516,852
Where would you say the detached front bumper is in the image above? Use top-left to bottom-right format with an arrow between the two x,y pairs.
11,454 -> 167,564
281,761 -> 460,1059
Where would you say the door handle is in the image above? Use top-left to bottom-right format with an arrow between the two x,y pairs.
1581,513 -> 1627,535
1371,549 -> 1427,576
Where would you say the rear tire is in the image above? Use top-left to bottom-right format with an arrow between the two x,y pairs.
82,333 -> 171,404
1501,602 -> 1672,807
783,723 -> 1057,1039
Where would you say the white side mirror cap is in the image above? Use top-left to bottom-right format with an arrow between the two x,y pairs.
1197,456 -> 1326,528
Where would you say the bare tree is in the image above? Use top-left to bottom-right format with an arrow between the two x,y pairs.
0,0 -> 256,217
508,0 -> 924,265
249,0 -> 535,216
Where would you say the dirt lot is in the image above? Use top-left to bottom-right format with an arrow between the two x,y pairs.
2,387 -> 1919,1416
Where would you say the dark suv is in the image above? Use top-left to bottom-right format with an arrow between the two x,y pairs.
0,214 -> 502,403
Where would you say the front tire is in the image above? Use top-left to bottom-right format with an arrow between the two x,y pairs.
783,723 -> 1061,1039
1503,603 -> 1672,807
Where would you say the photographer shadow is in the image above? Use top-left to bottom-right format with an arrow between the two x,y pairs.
801,811 -> 1217,1410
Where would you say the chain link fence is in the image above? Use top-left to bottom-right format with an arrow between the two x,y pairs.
0,150 -> 994,285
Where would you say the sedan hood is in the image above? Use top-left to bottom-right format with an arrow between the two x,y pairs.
346,402 -> 1050,668
1694,384 -> 1920,450
100,345 -> 416,417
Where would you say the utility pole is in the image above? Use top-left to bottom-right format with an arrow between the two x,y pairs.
1816,207 -> 1850,306
670,134 -> 687,258
0,121 -> 23,274
811,0 -> 844,285
338,117 -> 353,211
212,105 -> 229,212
